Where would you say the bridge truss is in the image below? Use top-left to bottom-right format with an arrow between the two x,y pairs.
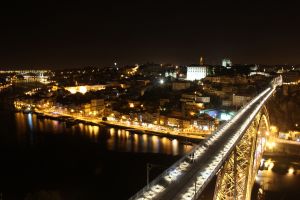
214,107 -> 270,200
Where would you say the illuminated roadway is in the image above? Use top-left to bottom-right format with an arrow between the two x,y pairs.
129,85 -> 277,200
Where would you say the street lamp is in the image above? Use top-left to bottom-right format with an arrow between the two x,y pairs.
146,163 -> 162,188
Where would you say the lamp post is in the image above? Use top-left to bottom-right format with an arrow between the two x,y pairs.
147,163 -> 151,188
146,163 -> 163,188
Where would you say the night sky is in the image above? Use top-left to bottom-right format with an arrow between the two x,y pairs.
0,0 -> 299,68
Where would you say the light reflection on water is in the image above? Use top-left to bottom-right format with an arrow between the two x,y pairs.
255,156 -> 300,198
105,128 -> 190,155
15,113 -> 193,155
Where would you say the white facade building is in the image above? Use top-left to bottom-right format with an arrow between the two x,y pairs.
222,59 -> 232,68
186,66 -> 209,81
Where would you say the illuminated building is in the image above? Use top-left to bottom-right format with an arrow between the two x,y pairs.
222,58 -> 232,68
186,66 -> 209,81
64,85 -> 106,94
165,71 -> 177,78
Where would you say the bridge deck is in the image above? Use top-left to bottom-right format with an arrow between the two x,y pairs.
130,86 -> 276,200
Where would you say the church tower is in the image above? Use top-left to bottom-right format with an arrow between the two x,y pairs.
200,56 -> 204,65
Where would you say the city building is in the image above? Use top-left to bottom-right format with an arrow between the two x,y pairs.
232,94 -> 251,107
222,59 -> 232,68
222,99 -> 232,107
165,71 -> 177,79
186,65 -> 210,81
172,81 -> 191,91
64,85 -> 106,94
90,99 -> 105,113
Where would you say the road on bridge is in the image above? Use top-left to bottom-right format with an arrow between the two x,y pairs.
130,86 -> 276,200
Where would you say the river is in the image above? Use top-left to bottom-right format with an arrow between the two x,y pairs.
0,83 -> 193,200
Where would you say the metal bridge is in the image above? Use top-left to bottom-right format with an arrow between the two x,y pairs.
0,70 -> 50,79
130,76 -> 282,200
0,70 -> 49,74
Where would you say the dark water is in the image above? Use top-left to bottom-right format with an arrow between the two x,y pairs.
0,85 -> 193,200
0,111 -> 193,200
253,155 -> 300,200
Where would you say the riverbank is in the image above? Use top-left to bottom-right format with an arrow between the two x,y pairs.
100,121 -> 203,143
26,110 -> 203,143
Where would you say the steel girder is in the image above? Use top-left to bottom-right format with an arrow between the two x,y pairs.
213,107 -> 269,200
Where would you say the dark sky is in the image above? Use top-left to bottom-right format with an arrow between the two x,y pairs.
0,0 -> 299,69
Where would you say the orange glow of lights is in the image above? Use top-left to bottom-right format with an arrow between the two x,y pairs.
288,167 -> 295,175
129,103 -> 134,108
266,141 -> 276,149
79,86 -> 87,94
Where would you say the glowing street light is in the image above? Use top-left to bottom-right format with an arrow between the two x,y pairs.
270,125 -> 278,133
79,86 -> 87,94
288,167 -> 295,175
129,103 -> 134,108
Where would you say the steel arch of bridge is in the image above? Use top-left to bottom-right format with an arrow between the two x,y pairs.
213,106 -> 270,200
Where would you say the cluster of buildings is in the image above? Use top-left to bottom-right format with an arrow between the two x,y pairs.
9,59 -> 300,136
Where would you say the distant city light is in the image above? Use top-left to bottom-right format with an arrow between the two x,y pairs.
69,88 -> 76,94
288,167 -> 295,175
268,162 -> 274,171
129,103 -> 135,108
270,125 -> 278,133
79,86 -> 87,94
266,141 -> 276,150
159,79 -> 164,84
222,58 -> 232,68
220,113 -> 232,121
